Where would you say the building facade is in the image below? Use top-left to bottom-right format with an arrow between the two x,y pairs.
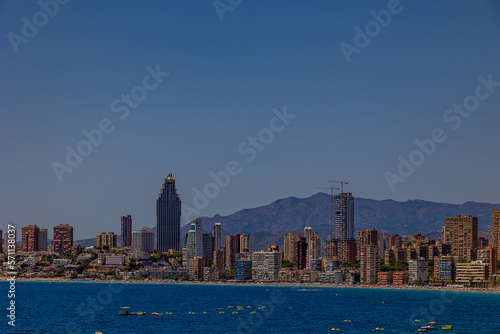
360,244 -> 379,284
21,225 -> 39,252
52,224 -> 73,254
212,223 -> 222,251
96,232 -> 117,249
156,173 -> 181,252
492,210 -> 500,260
443,215 -> 478,261
120,215 -> 132,248
408,259 -> 428,283
252,251 -> 280,281
131,229 -> 154,252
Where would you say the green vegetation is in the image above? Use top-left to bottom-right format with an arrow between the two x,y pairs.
380,260 -> 408,272
281,259 -> 293,268
342,260 -> 360,269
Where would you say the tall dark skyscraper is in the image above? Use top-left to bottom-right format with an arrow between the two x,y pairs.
156,173 -> 181,252
334,192 -> 354,240
121,215 -> 132,247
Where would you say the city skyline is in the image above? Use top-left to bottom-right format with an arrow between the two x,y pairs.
2,2 -> 500,240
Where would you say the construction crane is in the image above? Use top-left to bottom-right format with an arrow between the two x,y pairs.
314,186 -> 339,241
328,180 -> 349,241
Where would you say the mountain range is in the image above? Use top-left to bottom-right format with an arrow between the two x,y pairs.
75,193 -> 499,251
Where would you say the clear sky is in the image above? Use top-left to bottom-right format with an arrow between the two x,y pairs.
2,0 -> 500,240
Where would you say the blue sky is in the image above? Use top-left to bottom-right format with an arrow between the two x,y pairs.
2,0 -> 500,240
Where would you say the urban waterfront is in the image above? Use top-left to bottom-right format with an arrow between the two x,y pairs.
5,281 -> 500,333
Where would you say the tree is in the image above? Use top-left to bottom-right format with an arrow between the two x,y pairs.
281,260 -> 293,268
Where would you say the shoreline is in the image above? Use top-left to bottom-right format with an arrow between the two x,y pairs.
4,277 -> 500,294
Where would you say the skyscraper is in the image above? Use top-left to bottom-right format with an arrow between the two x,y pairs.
492,210 -> 500,260
225,234 -> 240,271
185,219 -> 203,270
212,223 -> 222,251
334,192 -> 354,240
21,225 -> 39,252
121,215 -> 132,248
443,215 -> 478,261
240,233 -> 250,253
156,173 -> 181,252
52,224 -> 73,254
39,228 -> 48,252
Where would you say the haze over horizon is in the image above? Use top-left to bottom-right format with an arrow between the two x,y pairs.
2,1 -> 500,239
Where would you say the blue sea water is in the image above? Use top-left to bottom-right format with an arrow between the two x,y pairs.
2,281 -> 500,334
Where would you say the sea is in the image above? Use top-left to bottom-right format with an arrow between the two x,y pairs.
2,281 -> 500,334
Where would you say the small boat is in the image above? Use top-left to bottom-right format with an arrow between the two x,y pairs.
330,328 -> 340,331
228,306 -> 234,309
342,319 -> 352,323
151,312 -> 162,316
420,324 -> 438,331
165,312 -> 173,315
374,328 -> 385,331
414,319 -> 421,323
246,306 -> 252,308
219,311 -> 225,314
188,312 -> 196,315
202,311 -> 208,315
417,329 -> 428,333
119,311 -> 131,316
95,332 -> 103,334
250,311 -> 256,314
442,325 -> 453,330
136,312 -> 146,316
232,311 -> 239,314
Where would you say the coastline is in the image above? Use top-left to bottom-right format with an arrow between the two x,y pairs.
5,277 -> 500,294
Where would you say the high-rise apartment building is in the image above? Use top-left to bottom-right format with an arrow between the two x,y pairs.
357,228 -> 379,261
283,232 -> 301,262
240,234 -> 250,253
131,229 -> 154,252
212,223 -> 222,251
52,224 -> 73,254
334,192 -> 354,240
185,219 -> 203,271
225,234 -> 240,271
203,233 -> 214,260
492,210 -> 500,260
477,247 -> 498,276
408,259 -> 428,283
309,233 -> 322,267
443,215 -> 478,261
21,225 -> 39,252
156,173 -> 181,252
293,237 -> 307,270
359,244 -> 379,284
120,215 -> 132,248
39,228 -> 48,252
96,232 -> 117,249
252,251 -> 280,281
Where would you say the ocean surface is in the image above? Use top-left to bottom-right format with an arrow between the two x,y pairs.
2,281 -> 500,334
